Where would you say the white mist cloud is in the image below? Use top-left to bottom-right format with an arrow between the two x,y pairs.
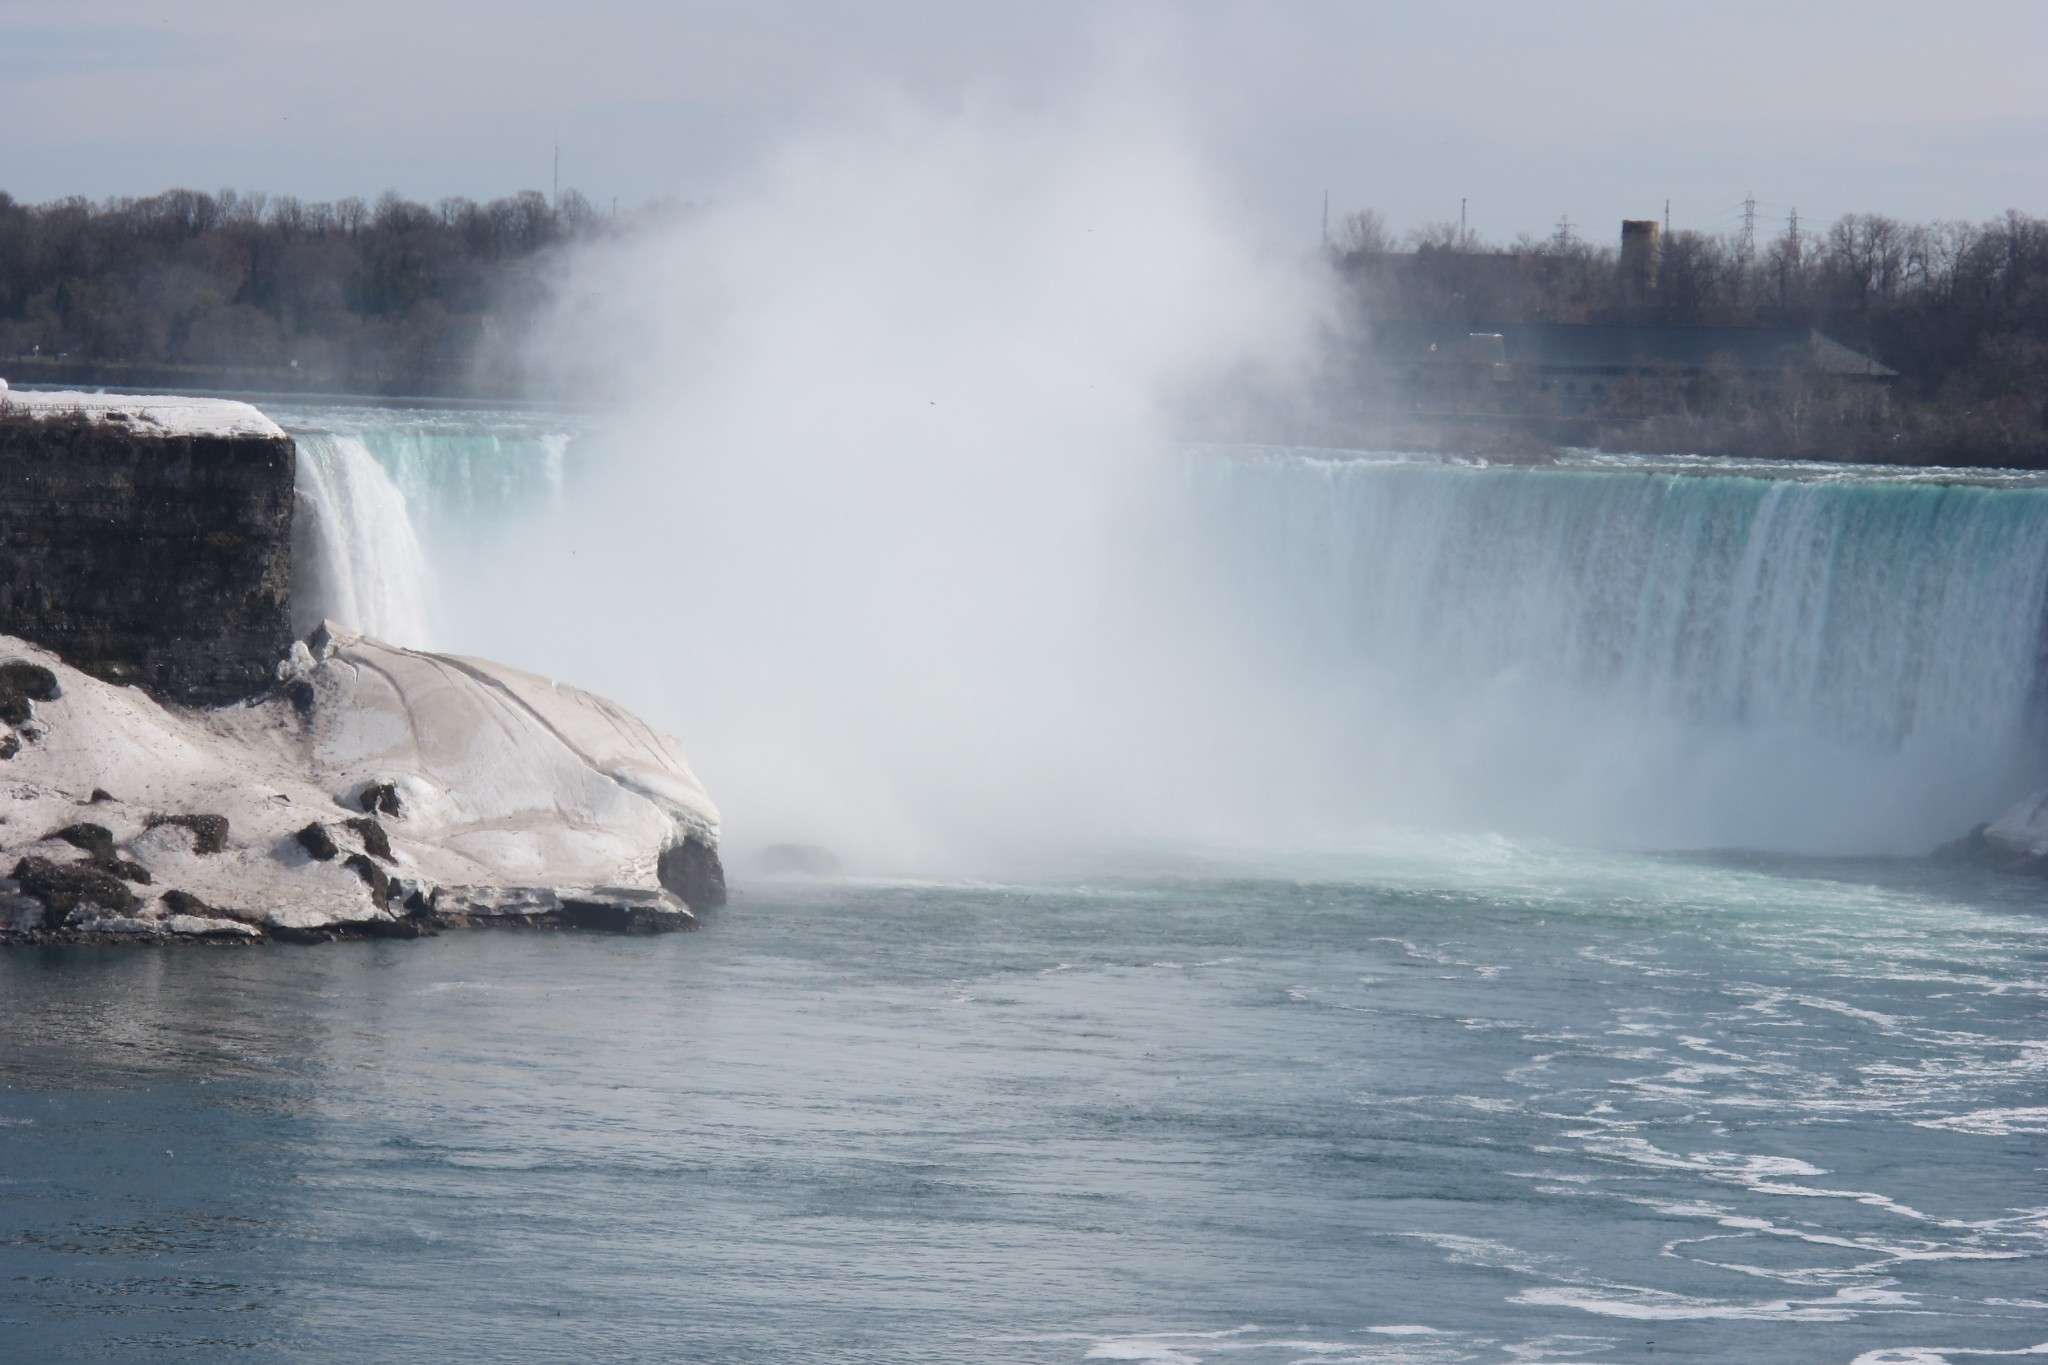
449,65 -> 1324,870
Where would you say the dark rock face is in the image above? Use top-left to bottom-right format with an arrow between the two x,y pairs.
657,835 -> 728,910
343,852 -> 391,908
295,822 -> 340,861
148,812 -> 230,855
560,891 -> 692,934
0,413 -> 294,705
160,888 -> 215,917
12,855 -> 137,924
359,781 -> 403,817
0,661 -> 59,701
44,823 -> 150,882
344,816 -> 393,863
1936,822 -> 2048,875
0,660 -> 58,735
51,822 -> 115,860
159,888 -> 253,924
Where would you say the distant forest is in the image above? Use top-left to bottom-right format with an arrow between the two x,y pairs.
0,187 -> 621,397
1331,207 -> 2048,463
0,185 -> 2042,461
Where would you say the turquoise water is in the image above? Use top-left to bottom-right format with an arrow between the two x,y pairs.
1186,450 -> 2048,853
2,841 -> 2043,1362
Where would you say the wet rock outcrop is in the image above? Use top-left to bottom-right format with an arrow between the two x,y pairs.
1941,790 -> 2048,876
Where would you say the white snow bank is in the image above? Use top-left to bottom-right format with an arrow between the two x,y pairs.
2,389 -> 286,440
0,627 -> 719,940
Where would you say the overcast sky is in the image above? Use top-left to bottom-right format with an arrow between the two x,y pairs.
3,1 -> 2041,247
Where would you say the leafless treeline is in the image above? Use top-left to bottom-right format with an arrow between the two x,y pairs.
1336,207 -> 2047,402
0,186 -> 626,395
1331,207 -> 2048,461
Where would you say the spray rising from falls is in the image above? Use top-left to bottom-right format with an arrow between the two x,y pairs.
276,86 -> 2048,865
286,404 -> 2048,861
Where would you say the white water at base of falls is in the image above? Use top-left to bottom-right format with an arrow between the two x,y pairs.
291,432 -> 436,647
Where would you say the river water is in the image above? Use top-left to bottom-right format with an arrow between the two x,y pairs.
4,409 -> 2046,1361
3,842 -> 2044,1363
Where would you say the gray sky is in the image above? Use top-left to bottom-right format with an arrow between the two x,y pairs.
4,1 -> 2042,246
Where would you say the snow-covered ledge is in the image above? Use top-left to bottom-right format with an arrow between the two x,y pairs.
0,625 -> 724,943
2,388 -> 287,439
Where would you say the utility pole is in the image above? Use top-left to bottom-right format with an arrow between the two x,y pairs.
1779,207 -> 1802,304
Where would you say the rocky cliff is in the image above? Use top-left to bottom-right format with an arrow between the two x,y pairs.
0,390 -> 294,705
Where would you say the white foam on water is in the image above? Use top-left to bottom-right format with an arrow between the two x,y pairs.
1915,1107 -> 2048,1136
1515,1283 -> 1908,1322
1849,1346 -> 2048,1364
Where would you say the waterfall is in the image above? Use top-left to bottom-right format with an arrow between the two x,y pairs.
291,433 -> 436,647
1189,451 -> 2048,853
280,402 -> 2048,855
285,410 -> 575,651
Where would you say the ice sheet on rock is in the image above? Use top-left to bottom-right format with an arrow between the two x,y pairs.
292,625 -> 718,890
164,914 -> 261,938
0,627 -> 721,935
3,390 -> 287,440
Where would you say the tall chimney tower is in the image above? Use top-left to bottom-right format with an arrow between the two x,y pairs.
1620,219 -> 1660,307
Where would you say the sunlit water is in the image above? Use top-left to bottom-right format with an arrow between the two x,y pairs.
2,842 -> 2043,1363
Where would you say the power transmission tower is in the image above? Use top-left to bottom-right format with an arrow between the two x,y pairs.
1739,192 -> 1757,264
1459,197 -> 1467,248
552,146 -> 560,211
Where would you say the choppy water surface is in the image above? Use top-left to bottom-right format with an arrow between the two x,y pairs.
3,841 -> 2043,1363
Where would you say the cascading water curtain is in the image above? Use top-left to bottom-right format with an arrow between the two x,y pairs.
1191,452 -> 2048,854
290,433 -> 436,647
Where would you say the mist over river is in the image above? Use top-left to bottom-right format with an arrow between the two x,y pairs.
3,406 -> 2045,1362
